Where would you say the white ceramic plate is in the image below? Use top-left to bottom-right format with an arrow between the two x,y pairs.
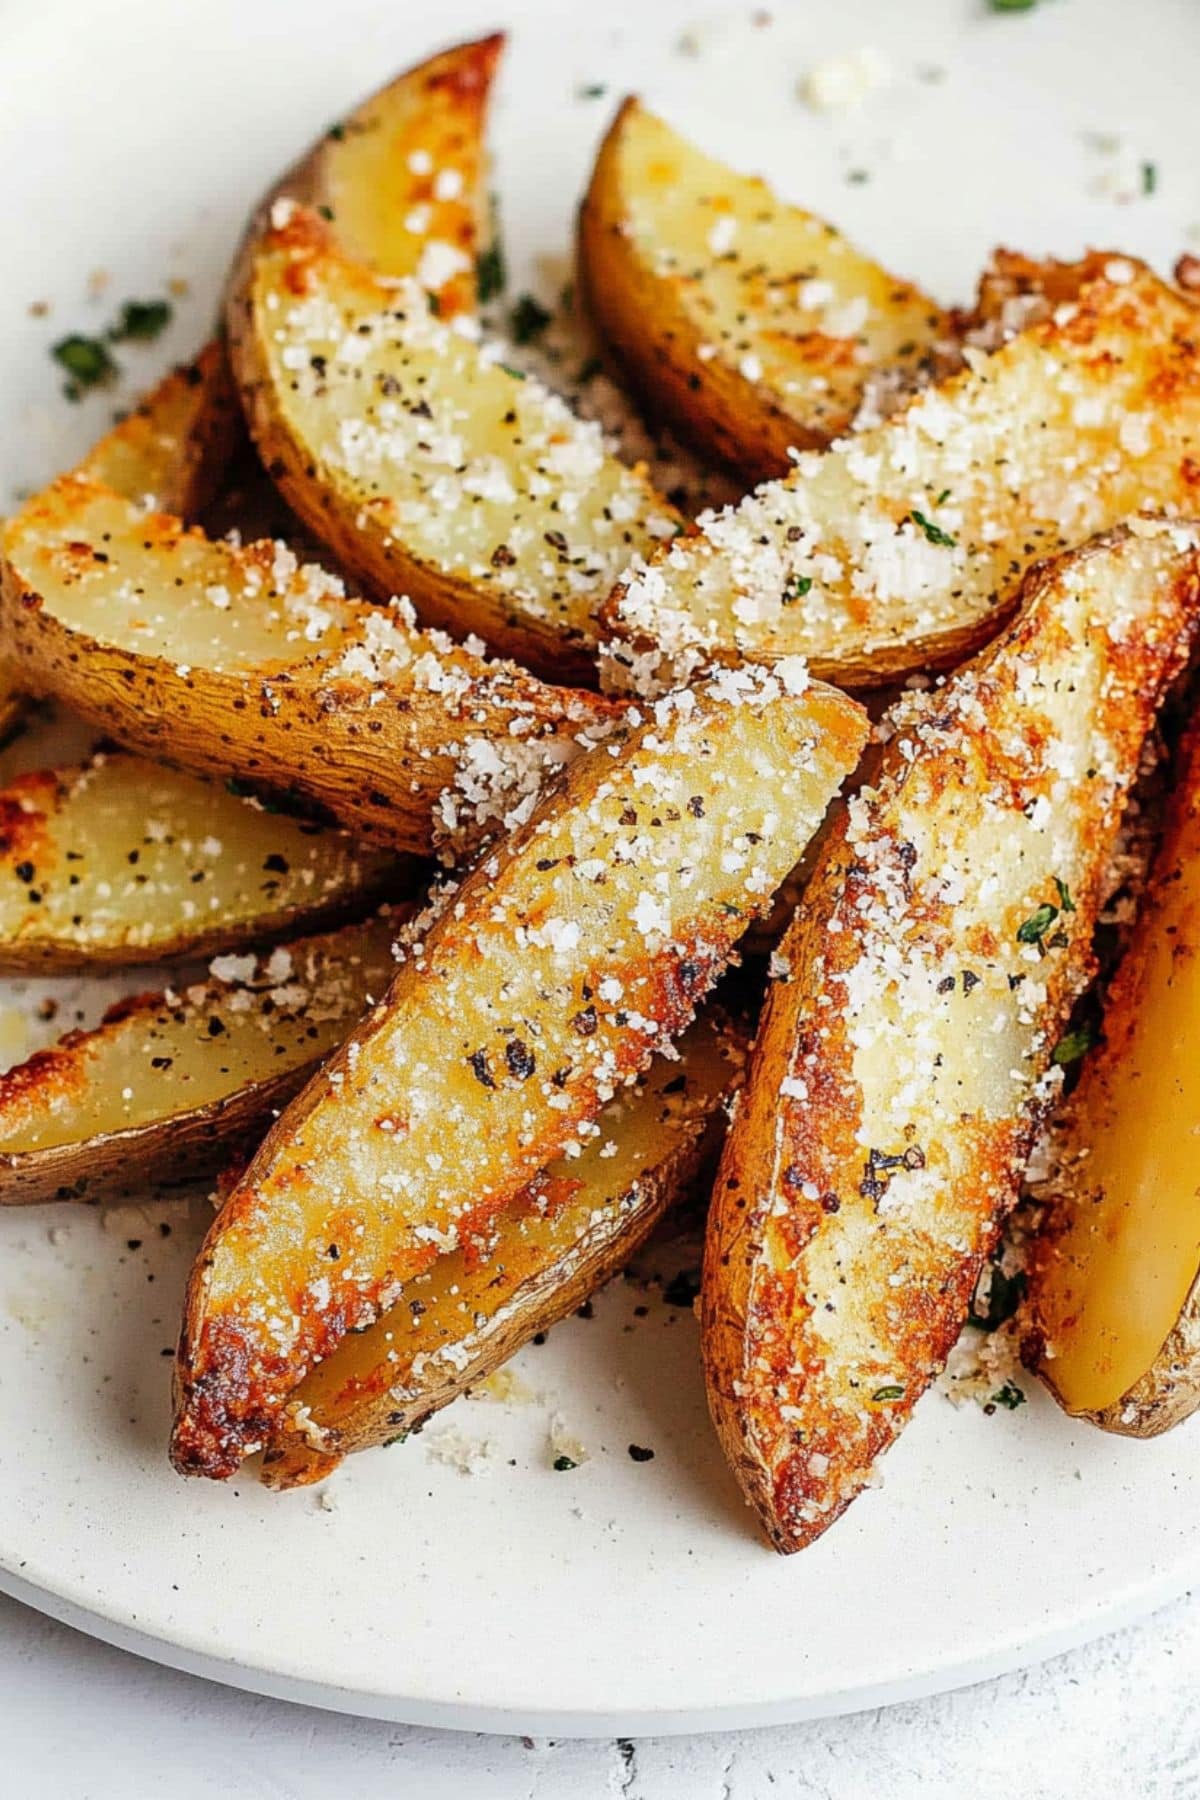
1,0 -> 1198,1738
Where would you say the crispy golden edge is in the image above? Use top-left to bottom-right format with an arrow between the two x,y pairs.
262,1010 -> 747,1486
0,476 -> 619,858
249,34 -> 503,304
170,675 -> 868,1479
578,97 -> 949,484
702,525 -> 1200,1552
1026,722 -> 1200,1436
0,911 -> 408,1207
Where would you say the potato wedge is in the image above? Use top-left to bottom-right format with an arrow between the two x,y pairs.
578,98 -> 951,483
702,519 -> 1200,1552
0,749 -> 402,970
602,261 -> 1200,694
0,911 -> 407,1206
226,207 -> 682,681
78,340 -> 243,520
1026,722 -> 1200,1437
253,34 -> 502,309
262,1007 -> 748,1487
170,664 -> 868,1477
0,477 -> 619,859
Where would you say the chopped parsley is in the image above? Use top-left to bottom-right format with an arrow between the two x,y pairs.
52,333 -> 119,397
552,1454 -> 578,1472
510,293 -> 552,344
871,1384 -> 905,1402
989,0 -> 1038,10
476,240 -> 506,304
1053,876 -> 1076,913
990,1383 -> 1026,1411
316,203 -> 335,222
577,82 -> 608,99
1052,1026 -> 1096,1067
968,1263 -> 1026,1331
108,298 -> 172,342
1142,161 -> 1158,196
327,121 -> 346,141
498,362 -> 527,381
907,508 -> 957,548
1016,901 -> 1059,945
782,573 -> 814,605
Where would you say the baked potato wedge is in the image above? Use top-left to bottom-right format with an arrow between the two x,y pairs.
578,98 -> 951,482
226,207 -> 682,681
702,518 -> 1200,1552
78,340 -> 243,520
1026,721 -> 1200,1437
0,749 -> 401,970
262,1007 -> 748,1487
602,261 -> 1200,694
171,664 -> 868,1477
0,477 -> 618,859
0,911 -> 407,1206
253,34 -> 502,309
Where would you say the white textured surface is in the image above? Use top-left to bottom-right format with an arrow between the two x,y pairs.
4,1587 -> 1199,1798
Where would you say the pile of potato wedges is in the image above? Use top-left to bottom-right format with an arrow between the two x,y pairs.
4,32 -> 1200,1553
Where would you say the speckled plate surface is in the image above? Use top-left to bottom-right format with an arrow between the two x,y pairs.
1,0 -> 1199,1737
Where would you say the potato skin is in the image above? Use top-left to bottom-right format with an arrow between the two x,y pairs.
0,485 -> 619,860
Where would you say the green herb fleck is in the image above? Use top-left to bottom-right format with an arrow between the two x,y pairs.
577,82 -> 608,99
510,293 -> 552,344
907,509 -> 957,548
108,298 -> 172,343
990,1383 -> 1026,1411
499,363 -> 527,381
1017,902 -> 1059,945
52,333 -> 118,395
317,203 -> 335,222
1142,161 -> 1158,196
327,121 -> 346,141
427,292 -> 442,317
382,1431 -> 409,1448
846,168 -> 870,186
936,487 -> 952,505
552,1454 -> 578,1472
782,574 -> 813,605
968,1264 -> 1026,1331
1053,876 -> 1076,913
1052,1027 -> 1095,1067
476,241 -> 506,305
872,1384 -> 905,1402
989,0 -> 1038,11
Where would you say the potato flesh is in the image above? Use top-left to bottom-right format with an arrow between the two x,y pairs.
586,101 -> 947,466
265,1010 -> 742,1482
77,342 -> 240,519
702,521 -> 1200,1551
603,266 -> 1200,692
8,480 -> 358,673
243,226 -> 680,652
1031,735 -> 1200,1416
173,665 -> 867,1474
0,916 -> 400,1153
292,35 -> 501,303
0,753 -> 394,961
